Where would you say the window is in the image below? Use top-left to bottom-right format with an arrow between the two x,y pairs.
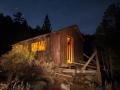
31,42 -> 38,52
31,41 -> 46,52
38,41 -> 46,51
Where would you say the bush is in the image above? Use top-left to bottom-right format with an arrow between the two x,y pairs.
0,44 -> 37,89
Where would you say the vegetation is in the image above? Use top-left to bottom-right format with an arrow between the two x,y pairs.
0,12 -> 52,56
83,2 -> 120,89
0,44 -> 37,89
0,44 -> 56,89
42,14 -> 52,33
95,2 -> 120,89
0,2 -> 120,90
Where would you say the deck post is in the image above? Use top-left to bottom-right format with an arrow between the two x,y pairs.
96,50 -> 102,84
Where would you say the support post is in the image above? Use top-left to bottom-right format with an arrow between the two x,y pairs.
96,51 -> 102,84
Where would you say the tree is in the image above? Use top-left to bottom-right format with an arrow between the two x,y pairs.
95,2 -> 120,54
0,14 -> 14,55
13,12 -> 32,43
13,12 -> 25,24
42,14 -> 52,33
32,25 -> 41,36
95,2 -> 120,81
83,34 -> 95,57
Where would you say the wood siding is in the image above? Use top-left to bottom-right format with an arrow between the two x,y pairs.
60,29 -> 67,66
15,25 -> 84,66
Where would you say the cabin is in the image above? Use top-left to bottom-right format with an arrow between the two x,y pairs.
14,25 -> 84,66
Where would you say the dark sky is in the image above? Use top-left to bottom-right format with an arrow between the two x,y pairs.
0,0 -> 119,35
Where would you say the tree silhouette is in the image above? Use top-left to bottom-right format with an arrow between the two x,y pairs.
95,2 -> 120,82
95,2 -> 120,57
83,34 -> 95,57
42,14 -> 52,33
13,12 -> 25,24
0,14 -> 14,55
0,12 -> 53,55
13,12 -> 32,42
31,25 -> 41,37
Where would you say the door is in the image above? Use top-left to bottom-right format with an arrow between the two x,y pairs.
67,37 -> 73,63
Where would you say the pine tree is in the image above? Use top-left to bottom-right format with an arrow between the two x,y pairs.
13,12 -> 25,24
42,14 -> 52,33
95,2 -> 120,80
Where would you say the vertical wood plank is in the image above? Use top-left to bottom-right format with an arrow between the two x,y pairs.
96,51 -> 102,84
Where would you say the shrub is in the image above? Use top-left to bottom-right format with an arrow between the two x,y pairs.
0,44 -> 37,89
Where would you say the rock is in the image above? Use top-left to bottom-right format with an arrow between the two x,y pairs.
94,86 -> 104,90
47,76 -> 54,84
84,75 -> 95,82
61,82 -> 70,90
30,80 -> 47,90
0,83 -> 7,90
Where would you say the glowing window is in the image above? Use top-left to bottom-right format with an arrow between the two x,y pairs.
31,41 -> 46,52
38,41 -> 46,51
31,42 -> 38,52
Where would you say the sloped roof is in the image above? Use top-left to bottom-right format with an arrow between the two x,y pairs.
14,25 -> 84,45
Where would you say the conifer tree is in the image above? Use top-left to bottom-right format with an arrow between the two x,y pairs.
95,2 -> 120,80
42,14 -> 52,33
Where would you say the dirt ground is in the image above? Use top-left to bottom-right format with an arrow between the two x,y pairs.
44,74 -> 87,90
45,81 -> 86,90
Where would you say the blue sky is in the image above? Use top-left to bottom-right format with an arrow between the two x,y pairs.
0,0 -> 120,34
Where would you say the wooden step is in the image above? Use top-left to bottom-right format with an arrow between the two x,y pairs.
62,69 -> 97,75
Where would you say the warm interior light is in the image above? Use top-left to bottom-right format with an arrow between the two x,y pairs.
67,37 -> 72,63
31,42 -> 38,52
31,41 -> 46,52
38,41 -> 46,51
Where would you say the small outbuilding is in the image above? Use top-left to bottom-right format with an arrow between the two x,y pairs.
14,25 -> 84,66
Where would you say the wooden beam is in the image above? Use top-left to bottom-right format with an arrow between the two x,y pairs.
63,69 -> 97,74
96,51 -> 102,84
83,53 -> 96,64
72,62 -> 97,69
80,51 -> 97,73
54,72 -> 72,77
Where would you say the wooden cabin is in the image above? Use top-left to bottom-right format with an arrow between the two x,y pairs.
14,25 -> 84,66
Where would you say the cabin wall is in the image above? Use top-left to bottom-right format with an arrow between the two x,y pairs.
37,35 -> 51,60
50,32 -> 60,64
73,28 -> 83,62
18,33 -> 60,65
60,26 -> 83,65
60,29 -> 67,66
16,25 -> 84,66
33,33 -> 60,65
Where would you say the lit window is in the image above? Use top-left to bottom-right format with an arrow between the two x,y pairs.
38,41 -> 46,51
31,41 -> 46,52
31,42 -> 38,52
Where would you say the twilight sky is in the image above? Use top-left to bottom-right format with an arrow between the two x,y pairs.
0,0 -> 120,35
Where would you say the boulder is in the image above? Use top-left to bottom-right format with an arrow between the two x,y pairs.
30,80 -> 47,90
61,82 -> 70,90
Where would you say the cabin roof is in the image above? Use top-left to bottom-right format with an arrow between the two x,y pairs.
13,25 -> 84,45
